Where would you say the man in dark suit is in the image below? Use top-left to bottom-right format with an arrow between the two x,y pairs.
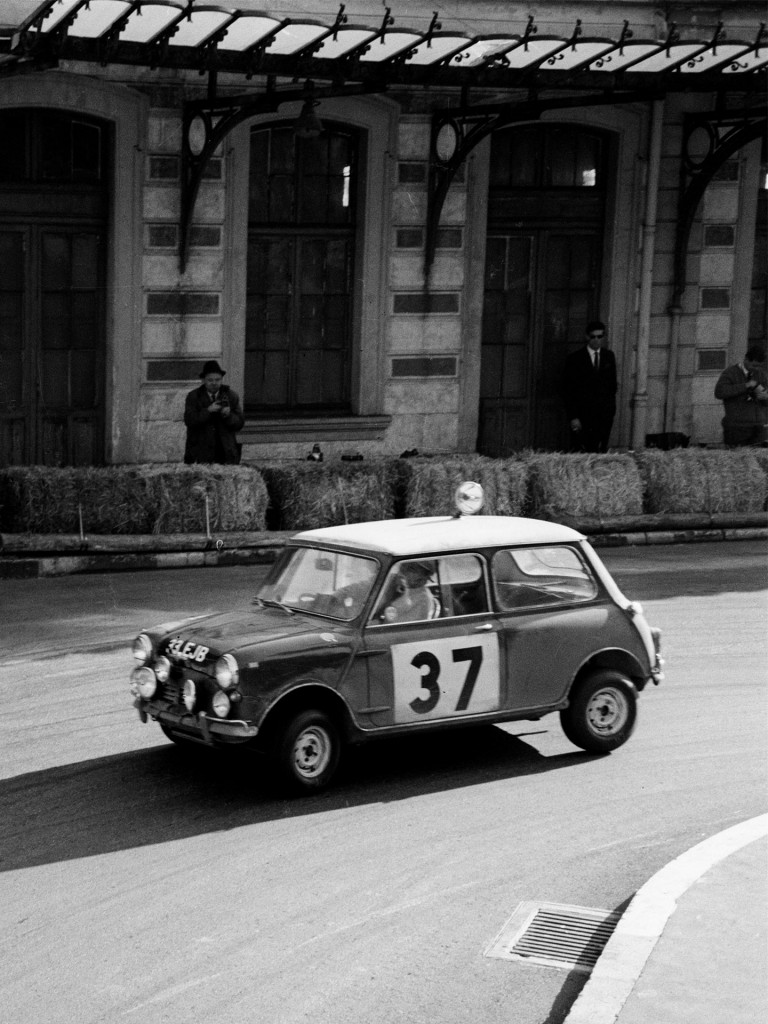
561,320 -> 617,453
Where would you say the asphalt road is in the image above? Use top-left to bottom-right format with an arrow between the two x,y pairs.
1,542 -> 766,1024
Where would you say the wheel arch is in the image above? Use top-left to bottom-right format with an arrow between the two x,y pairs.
260,682 -> 357,744
569,648 -> 647,696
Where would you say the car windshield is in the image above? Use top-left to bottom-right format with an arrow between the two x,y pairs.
258,546 -> 379,621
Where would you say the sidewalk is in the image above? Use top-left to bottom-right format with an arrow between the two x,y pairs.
564,815 -> 768,1024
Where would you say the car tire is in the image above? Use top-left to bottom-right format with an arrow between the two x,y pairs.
560,670 -> 637,753
274,709 -> 341,793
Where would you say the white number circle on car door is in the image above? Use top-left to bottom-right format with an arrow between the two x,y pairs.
391,634 -> 500,724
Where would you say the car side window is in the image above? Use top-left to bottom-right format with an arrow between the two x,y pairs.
371,559 -> 441,624
492,546 -> 597,611
369,554 -> 488,625
435,553 -> 488,617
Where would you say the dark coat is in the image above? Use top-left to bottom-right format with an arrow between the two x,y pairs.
561,345 -> 618,452
714,362 -> 768,445
183,383 -> 245,465
561,345 -> 617,422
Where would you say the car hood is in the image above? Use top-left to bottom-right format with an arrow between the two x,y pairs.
156,606 -> 349,660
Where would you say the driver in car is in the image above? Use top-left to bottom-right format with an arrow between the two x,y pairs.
379,561 -> 441,623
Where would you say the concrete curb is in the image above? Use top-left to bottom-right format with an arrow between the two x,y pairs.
0,544 -> 285,578
563,813 -> 768,1024
1,526 -> 765,577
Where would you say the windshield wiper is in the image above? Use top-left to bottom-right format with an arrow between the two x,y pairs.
255,597 -> 295,615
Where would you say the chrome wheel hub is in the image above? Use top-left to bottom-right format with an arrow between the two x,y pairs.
586,687 -> 627,735
292,726 -> 331,778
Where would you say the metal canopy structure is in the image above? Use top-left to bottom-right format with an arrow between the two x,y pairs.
3,1 -> 767,91
2,2 -> 765,274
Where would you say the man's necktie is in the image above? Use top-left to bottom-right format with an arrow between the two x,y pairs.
593,350 -> 599,371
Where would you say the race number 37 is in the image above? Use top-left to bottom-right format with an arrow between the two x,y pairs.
391,634 -> 500,724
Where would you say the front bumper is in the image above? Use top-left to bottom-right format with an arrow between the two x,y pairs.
650,626 -> 664,684
136,699 -> 259,744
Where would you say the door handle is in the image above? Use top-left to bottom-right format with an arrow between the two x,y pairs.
474,622 -> 494,631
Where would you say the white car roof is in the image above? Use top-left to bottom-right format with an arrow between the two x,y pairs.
291,515 -> 584,558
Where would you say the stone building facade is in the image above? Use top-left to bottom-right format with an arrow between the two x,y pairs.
1,1 -> 765,465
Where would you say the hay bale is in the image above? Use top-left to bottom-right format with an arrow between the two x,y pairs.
528,453 -> 644,521
259,460 -> 397,531
75,467 -> 156,534
637,449 -> 766,514
402,456 -> 529,517
0,464 -> 269,534
750,450 -> 768,508
142,464 -> 269,534
0,467 -> 80,532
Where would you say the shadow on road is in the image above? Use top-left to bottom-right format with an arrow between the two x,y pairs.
0,727 -> 596,872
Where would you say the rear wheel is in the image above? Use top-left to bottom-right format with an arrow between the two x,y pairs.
274,709 -> 341,793
560,670 -> 637,753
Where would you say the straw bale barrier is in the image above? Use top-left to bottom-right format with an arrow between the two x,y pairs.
750,449 -> 768,504
636,449 -> 766,514
257,460 -> 398,531
0,465 -> 268,534
527,453 -> 644,521
402,456 -> 528,518
142,465 -> 269,533
2,450 -> 767,536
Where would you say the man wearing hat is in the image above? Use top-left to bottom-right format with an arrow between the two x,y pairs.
184,360 -> 245,464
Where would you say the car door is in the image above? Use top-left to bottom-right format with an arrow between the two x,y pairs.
491,545 -> 607,709
360,554 -> 503,731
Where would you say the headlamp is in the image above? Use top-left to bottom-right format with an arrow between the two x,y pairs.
131,666 -> 157,699
215,654 -> 239,690
154,656 -> 171,682
132,633 -> 153,664
183,679 -> 197,712
211,691 -> 231,718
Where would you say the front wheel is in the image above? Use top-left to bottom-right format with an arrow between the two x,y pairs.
274,709 -> 341,793
560,670 -> 637,753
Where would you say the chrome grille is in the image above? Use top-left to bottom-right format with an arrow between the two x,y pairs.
161,673 -> 183,704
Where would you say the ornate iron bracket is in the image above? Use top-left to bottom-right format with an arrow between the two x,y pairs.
672,109 -> 767,302
425,90 -> 656,277
180,79 -> 377,270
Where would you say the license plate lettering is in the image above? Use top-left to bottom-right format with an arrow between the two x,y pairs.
167,637 -> 209,662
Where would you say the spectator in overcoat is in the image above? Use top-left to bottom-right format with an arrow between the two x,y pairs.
184,360 -> 244,464
561,320 -> 618,453
714,346 -> 768,447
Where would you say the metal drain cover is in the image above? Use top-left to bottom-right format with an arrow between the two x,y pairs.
485,901 -> 621,973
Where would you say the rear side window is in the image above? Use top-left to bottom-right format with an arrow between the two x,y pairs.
492,546 -> 597,610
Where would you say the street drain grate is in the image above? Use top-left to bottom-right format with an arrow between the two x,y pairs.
485,901 -> 622,973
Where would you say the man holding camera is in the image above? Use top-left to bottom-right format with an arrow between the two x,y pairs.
714,346 -> 768,447
184,360 -> 245,464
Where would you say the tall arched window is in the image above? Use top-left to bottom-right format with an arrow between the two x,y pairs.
245,124 -> 358,415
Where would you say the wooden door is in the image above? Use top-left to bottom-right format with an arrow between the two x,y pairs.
0,226 -> 105,465
479,230 -> 603,454
479,124 -> 608,455
0,109 -> 108,466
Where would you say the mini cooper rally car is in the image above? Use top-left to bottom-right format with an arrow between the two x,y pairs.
130,483 -> 663,793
